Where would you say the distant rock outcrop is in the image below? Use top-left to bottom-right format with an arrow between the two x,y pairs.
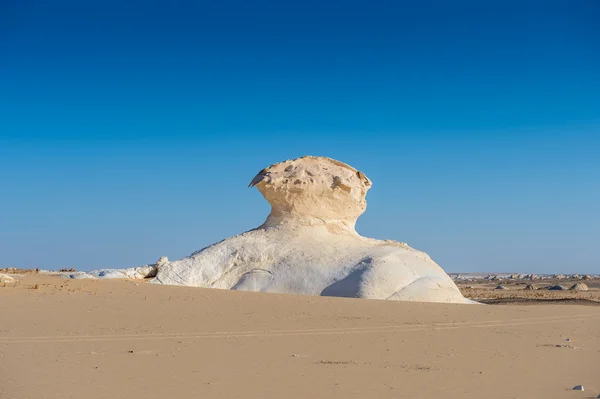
569,283 -> 589,291
152,156 -> 473,304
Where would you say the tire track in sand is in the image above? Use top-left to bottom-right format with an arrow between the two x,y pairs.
1,313 -> 599,343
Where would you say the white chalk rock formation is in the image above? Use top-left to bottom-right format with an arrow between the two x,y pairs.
64,265 -> 158,280
0,273 -> 17,287
569,283 -> 589,291
153,156 -> 472,304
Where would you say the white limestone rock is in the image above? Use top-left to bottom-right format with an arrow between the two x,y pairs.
62,256 -> 165,281
92,265 -> 157,279
63,272 -> 96,279
0,273 -> 17,287
152,156 -> 472,304
65,265 -> 158,280
569,283 -> 589,291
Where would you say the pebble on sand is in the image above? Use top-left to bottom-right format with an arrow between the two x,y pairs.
572,385 -> 584,391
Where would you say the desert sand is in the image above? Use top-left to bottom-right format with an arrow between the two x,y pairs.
1,274 -> 599,399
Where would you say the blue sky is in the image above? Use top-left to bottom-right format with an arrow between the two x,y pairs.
1,1 -> 599,273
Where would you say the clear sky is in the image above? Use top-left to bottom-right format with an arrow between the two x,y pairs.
1,1 -> 599,274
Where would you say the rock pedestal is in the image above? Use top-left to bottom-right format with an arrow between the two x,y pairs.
153,156 -> 473,304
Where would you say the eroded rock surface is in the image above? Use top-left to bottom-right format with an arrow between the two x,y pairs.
153,156 -> 472,303
0,273 -> 17,287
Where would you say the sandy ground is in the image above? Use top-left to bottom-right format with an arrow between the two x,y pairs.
1,275 -> 599,399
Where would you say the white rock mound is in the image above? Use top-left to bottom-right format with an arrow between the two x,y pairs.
0,273 -> 17,287
569,283 -> 588,291
64,265 -> 158,280
152,156 -> 472,304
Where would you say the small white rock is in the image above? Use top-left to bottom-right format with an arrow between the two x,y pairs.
0,273 -> 17,287
572,385 -> 584,391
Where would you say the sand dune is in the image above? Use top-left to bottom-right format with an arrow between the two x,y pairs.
1,275 -> 599,398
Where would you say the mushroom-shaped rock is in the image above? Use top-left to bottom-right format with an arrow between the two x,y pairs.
152,156 -> 473,304
248,156 -> 372,231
